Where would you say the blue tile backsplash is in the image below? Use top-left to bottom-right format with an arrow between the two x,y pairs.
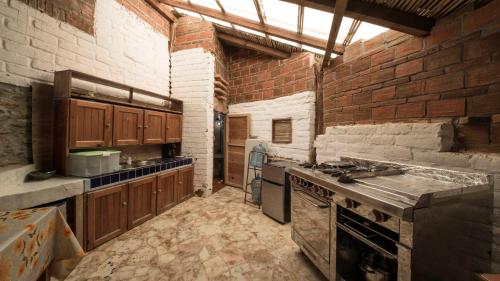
84,157 -> 193,192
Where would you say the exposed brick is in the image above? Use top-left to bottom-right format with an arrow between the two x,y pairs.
353,92 -> 372,105
372,86 -> 396,102
426,19 -> 461,47
371,49 -> 394,66
427,99 -> 466,117
395,59 -> 423,78
351,57 -> 370,73
335,95 -> 353,107
373,105 -> 396,120
463,0 -> 500,34
395,37 -> 423,58
335,111 -> 354,122
468,93 -> 500,117
354,109 -> 371,121
425,46 -> 462,71
459,123 -> 491,145
396,80 -> 424,98
467,63 -> 500,87
370,67 -> 394,84
464,32 -> 500,61
397,102 -> 426,118
426,72 -> 464,93
335,64 -> 352,79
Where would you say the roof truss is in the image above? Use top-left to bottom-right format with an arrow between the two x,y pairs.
161,0 -> 344,53
218,33 -> 291,59
280,0 -> 434,36
323,0 -> 348,67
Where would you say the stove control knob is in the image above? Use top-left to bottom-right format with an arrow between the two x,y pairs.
370,210 -> 390,222
345,198 -> 360,209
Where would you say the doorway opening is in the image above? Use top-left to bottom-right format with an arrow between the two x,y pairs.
213,111 -> 226,193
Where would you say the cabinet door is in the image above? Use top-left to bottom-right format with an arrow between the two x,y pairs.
128,176 -> 156,229
86,183 -> 127,250
113,106 -> 144,146
156,170 -> 178,215
166,113 -> 182,143
143,110 -> 166,144
69,99 -> 113,148
177,166 -> 194,203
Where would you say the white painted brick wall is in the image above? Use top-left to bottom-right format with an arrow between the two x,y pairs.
0,0 -> 170,101
315,122 -> 500,272
171,48 -> 214,195
228,91 -> 315,162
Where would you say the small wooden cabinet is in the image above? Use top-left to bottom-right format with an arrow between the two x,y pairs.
178,166 -> 194,203
86,183 -> 127,250
69,99 -> 113,148
113,105 -> 144,146
128,176 -> 157,229
143,110 -> 166,144
156,170 -> 178,215
166,113 -> 182,143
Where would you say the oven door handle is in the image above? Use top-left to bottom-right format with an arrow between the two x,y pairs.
294,190 -> 329,209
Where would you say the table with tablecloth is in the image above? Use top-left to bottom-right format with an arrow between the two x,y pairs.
0,207 -> 84,281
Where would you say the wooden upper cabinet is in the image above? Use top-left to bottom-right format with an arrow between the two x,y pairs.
143,110 -> 166,144
177,166 -> 194,203
156,170 -> 178,215
166,113 -> 182,143
127,176 -> 156,230
86,183 -> 127,250
69,99 -> 113,148
113,106 -> 144,146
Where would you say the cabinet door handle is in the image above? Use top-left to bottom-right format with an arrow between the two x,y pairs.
105,123 -> 111,128
144,125 -> 148,128
138,125 -> 143,129
122,202 -> 127,206
153,191 -> 157,195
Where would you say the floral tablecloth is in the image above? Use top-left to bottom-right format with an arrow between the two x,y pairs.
0,207 -> 84,281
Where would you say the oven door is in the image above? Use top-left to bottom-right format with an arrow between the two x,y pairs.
291,185 -> 330,262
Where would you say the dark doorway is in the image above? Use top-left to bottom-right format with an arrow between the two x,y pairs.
213,111 -> 226,193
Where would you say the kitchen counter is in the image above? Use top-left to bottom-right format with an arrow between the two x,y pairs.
0,165 -> 84,211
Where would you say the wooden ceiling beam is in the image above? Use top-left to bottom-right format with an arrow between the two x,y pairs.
280,0 -> 434,36
343,19 -> 361,46
218,33 -> 291,59
214,0 -> 236,29
144,0 -> 177,23
322,0 -> 348,67
297,5 -> 304,48
161,0 -> 344,53
253,0 -> 267,24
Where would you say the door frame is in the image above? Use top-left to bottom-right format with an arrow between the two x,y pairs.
224,114 -> 250,188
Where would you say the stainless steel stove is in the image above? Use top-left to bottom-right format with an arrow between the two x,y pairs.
289,157 -> 493,281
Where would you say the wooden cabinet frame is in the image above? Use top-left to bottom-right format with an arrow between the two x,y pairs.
113,106 -> 144,146
69,99 -> 113,148
144,110 -> 166,144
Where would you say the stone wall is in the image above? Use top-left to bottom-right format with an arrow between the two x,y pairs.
314,121 -> 500,271
171,48 -> 214,195
322,0 -> 500,153
227,49 -> 317,104
0,83 -> 31,166
228,91 -> 315,162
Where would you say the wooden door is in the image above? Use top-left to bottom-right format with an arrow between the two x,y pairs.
177,166 -> 194,203
128,176 -> 156,229
86,183 -> 127,250
156,170 -> 178,214
166,113 -> 182,143
69,99 -> 112,148
225,114 -> 250,188
143,110 -> 166,144
113,106 -> 143,146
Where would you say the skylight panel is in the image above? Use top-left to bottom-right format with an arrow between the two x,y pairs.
218,0 -> 260,22
351,22 -> 388,43
203,15 -> 232,27
234,25 -> 266,37
262,0 -> 297,32
302,45 -> 337,58
302,7 -> 332,40
174,8 -> 202,18
337,17 -> 353,44
270,36 -> 297,46
189,0 -> 220,11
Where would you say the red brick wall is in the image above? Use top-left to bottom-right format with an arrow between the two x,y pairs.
227,48 -> 317,104
116,0 -> 171,37
173,16 -> 229,80
19,0 -> 96,34
323,0 -> 500,152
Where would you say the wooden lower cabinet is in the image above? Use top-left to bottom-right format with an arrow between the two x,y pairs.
128,176 -> 157,229
86,183 -> 128,250
85,167 -> 194,251
178,166 -> 194,202
157,170 -> 178,215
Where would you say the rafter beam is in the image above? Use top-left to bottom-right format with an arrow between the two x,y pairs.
280,0 -> 434,36
161,0 -> 344,53
144,0 -> 177,23
322,0 -> 348,67
253,0 -> 267,24
218,33 -> 290,59
343,19 -> 361,46
297,5 -> 304,48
